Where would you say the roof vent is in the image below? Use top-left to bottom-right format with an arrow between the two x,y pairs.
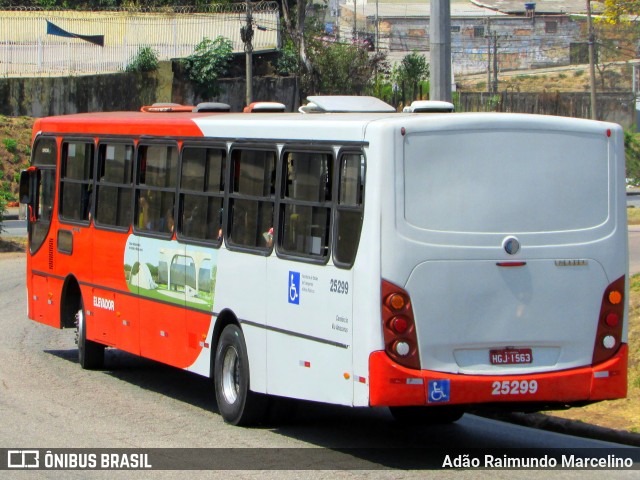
193,102 -> 231,112
243,102 -> 286,113
403,100 -> 455,113
301,95 -> 396,113
141,104 -> 194,113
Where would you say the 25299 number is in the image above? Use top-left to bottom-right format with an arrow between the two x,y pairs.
330,279 -> 349,295
491,380 -> 538,396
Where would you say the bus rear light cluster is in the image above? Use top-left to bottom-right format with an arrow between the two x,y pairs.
381,280 -> 421,369
592,276 -> 625,365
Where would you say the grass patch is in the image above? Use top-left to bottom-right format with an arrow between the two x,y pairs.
629,207 -> 640,225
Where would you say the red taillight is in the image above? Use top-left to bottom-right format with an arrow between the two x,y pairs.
381,280 -> 421,369
592,276 -> 625,365
391,316 -> 409,334
605,313 -> 619,327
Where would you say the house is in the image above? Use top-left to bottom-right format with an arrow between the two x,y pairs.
338,0 -> 584,75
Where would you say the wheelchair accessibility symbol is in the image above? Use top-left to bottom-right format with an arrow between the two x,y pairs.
428,379 -> 450,403
288,271 -> 300,305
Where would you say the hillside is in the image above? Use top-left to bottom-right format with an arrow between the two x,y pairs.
0,115 -> 34,206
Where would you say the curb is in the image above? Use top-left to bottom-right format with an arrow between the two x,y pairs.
473,410 -> 640,447
2,207 -> 20,221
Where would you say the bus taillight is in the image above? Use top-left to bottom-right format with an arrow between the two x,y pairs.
592,276 -> 625,366
382,280 -> 421,369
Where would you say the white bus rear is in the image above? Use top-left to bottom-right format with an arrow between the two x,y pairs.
370,113 -> 628,415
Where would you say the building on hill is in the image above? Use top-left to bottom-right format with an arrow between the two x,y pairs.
336,0 -> 586,75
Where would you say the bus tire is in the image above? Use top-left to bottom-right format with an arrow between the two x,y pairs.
75,307 -> 105,370
214,324 -> 267,426
389,406 -> 465,425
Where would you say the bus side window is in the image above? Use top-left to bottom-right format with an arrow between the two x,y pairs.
278,151 -> 332,260
59,140 -> 94,223
178,146 -> 225,244
134,144 -> 177,236
227,148 -> 276,251
334,153 -> 365,267
94,143 -> 133,230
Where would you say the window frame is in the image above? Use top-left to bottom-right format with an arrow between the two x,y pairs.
58,137 -> 95,226
29,135 -> 58,255
133,140 -> 179,239
275,146 -> 335,265
176,141 -> 228,248
93,138 -> 135,233
332,148 -> 366,269
224,144 -> 279,256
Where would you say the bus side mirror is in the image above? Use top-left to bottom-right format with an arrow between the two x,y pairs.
19,168 -> 36,205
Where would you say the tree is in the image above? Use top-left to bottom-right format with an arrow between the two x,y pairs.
394,51 -> 429,102
309,41 -> 388,95
281,0 -> 314,88
182,37 -> 233,97
602,1 -> 640,24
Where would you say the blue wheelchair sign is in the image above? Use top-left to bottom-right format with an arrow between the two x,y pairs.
288,271 -> 300,305
428,379 -> 450,403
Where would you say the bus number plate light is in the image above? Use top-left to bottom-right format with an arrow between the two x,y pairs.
489,348 -> 532,365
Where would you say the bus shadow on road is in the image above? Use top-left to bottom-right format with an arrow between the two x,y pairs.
44,346 -> 483,468
44,347 -> 217,414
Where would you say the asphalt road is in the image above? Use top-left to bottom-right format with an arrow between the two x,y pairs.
0,254 -> 637,479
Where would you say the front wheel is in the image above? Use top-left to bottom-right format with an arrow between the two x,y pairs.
213,324 -> 267,426
75,307 -> 105,370
389,406 -> 465,425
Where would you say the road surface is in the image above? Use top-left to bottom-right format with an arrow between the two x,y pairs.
0,254 -> 636,479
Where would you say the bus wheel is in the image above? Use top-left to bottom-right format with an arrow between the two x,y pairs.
214,324 -> 267,426
75,307 -> 105,370
389,406 -> 465,425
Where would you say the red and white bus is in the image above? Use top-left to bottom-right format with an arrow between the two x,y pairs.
20,96 -> 629,425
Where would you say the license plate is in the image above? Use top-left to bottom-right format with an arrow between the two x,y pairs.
489,348 -> 532,365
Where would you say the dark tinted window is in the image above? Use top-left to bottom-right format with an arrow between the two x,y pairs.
95,143 -> 134,229
59,141 -> 94,223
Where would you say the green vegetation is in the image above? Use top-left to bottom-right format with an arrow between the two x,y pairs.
308,41 -> 388,96
625,129 -> 640,186
392,51 -> 430,103
629,208 -> 640,226
125,46 -> 159,73
182,36 -> 233,97
2,138 -> 17,154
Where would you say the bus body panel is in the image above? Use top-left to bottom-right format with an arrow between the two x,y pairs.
265,258 -> 354,405
405,259 -> 609,374
379,115 -> 627,397
214,247 -> 269,392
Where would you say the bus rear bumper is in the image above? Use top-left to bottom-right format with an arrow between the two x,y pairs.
368,344 -> 628,407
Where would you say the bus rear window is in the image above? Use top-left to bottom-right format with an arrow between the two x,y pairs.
404,130 -> 609,234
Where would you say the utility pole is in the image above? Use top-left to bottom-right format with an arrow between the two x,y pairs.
487,19 -> 491,93
492,32 -> 498,93
587,0 -> 597,119
430,0 -> 452,101
375,0 -> 379,52
241,0 -> 254,106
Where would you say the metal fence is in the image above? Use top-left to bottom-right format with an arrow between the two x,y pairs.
0,4 -> 279,77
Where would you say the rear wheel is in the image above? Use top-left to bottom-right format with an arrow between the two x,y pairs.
389,406 -> 465,425
75,305 -> 105,370
214,324 -> 267,426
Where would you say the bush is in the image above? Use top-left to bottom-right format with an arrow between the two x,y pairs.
625,129 -> 640,186
126,46 -> 159,73
0,195 -> 5,229
182,36 -> 233,97
2,138 -> 17,153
